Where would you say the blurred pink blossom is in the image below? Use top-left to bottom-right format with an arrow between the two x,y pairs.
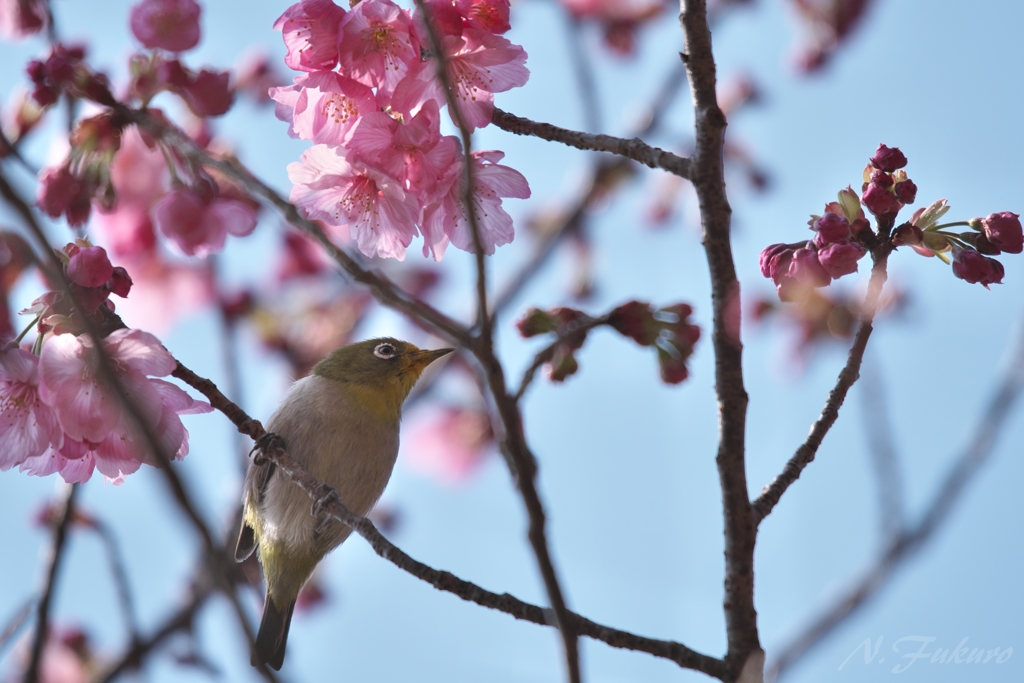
129,0 -> 201,52
0,0 -> 47,40
153,188 -> 257,257
406,406 -> 493,484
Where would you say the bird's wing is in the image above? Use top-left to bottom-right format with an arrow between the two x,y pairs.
234,456 -> 276,562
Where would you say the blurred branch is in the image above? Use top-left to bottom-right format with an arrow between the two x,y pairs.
564,15 -> 602,133
858,352 -> 904,540
679,0 -> 761,677
172,360 -> 726,680
492,108 -> 692,178
93,579 -> 215,683
23,483 -> 78,683
765,318 -> 1024,681
752,246 -> 893,524
93,520 -> 140,640
0,599 -> 34,657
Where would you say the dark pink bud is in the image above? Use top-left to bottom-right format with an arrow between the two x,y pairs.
981,211 -> 1023,254
891,223 -> 923,247
759,243 -> 792,279
861,181 -> 900,216
894,179 -> 917,204
952,248 -> 1004,288
813,212 -> 851,246
870,144 -> 908,172
869,169 -> 893,189
157,58 -> 190,88
608,300 -> 658,346
181,69 -> 233,117
67,246 -> 114,287
973,233 -> 1001,256
26,59 -> 47,83
108,266 -> 133,297
817,241 -> 867,279
1,0 -> 47,40
129,0 -> 201,52
31,83 -> 58,107
787,247 -> 831,288
656,341 -> 693,385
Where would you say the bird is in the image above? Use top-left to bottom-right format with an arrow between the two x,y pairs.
234,337 -> 453,670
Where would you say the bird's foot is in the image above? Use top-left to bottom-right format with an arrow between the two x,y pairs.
250,432 -> 285,466
311,486 -> 340,536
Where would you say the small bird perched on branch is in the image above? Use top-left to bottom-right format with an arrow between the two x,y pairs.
234,337 -> 453,670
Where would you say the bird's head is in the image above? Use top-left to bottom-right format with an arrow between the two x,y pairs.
313,338 -> 454,414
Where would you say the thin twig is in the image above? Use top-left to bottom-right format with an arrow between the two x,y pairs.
0,599 -> 35,658
752,248 -> 893,524
23,483 -> 78,683
491,108 -> 691,179
172,359 -> 725,680
765,318 -> 1024,681
93,521 -> 140,640
858,351 -> 904,541
514,314 -> 611,402
564,15 -> 602,133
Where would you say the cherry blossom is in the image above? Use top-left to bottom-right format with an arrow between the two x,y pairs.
35,329 -> 210,482
270,71 -> 377,145
0,348 -> 63,471
406,406 -> 493,484
288,144 -> 418,260
391,28 -> 528,130
347,100 -> 460,197
338,0 -> 419,97
421,149 -> 530,259
92,127 -> 166,257
274,0 -> 347,73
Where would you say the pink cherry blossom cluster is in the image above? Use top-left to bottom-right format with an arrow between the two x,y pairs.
760,144 -> 1023,298
272,0 -> 531,261
0,329 -> 210,484
559,0 -> 665,56
2,240 -> 210,484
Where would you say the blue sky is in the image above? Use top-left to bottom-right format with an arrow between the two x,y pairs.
2,1 -> 1023,682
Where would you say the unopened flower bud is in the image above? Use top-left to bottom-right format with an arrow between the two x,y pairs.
980,211 -> 1023,254
817,241 -> 867,279
869,144 -> 908,172
894,179 -> 917,204
891,223 -> 923,247
788,247 -> 831,288
861,181 -> 900,216
67,246 -> 113,287
973,234 -> 1001,255
108,267 -> 133,298
608,300 -> 658,346
952,248 -> 1004,288
813,212 -> 851,245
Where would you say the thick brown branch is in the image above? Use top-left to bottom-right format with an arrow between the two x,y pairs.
679,0 -> 758,676
491,108 -> 692,179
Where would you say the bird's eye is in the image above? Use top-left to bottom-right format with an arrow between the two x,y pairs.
373,343 -> 397,359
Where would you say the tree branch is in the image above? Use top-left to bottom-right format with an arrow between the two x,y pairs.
765,317 -> 1024,681
491,108 -> 691,179
679,0 -> 759,676
752,248 -> 892,524
171,360 -> 725,680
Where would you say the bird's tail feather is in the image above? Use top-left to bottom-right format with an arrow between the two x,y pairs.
252,593 -> 294,671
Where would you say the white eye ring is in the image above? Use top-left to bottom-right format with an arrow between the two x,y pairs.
374,343 -> 397,359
